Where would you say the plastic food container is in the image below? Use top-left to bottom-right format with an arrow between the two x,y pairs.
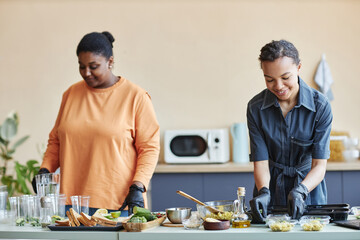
269,219 -> 296,232
300,215 -> 330,231
265,214 -> 291,227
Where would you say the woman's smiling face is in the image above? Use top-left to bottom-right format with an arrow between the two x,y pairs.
78,51 -> 114,89
261,56 -> 301,103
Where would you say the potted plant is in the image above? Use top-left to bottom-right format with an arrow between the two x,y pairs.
0,111 -> 40,196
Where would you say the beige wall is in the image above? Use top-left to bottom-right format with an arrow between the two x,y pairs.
1,0 -> 360,165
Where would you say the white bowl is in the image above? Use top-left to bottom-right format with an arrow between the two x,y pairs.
342,150 -> 359,162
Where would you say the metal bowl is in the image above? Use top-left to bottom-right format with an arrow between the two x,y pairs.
196,200 -> 234,220
165,207 -> 191,224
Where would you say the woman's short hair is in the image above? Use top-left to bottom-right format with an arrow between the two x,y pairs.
259,40 -> 300,66
76,31 -> 115,59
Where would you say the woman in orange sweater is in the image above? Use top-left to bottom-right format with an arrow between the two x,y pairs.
33,31 -> 160,216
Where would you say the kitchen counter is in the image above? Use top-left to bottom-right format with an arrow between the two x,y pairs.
0,224 -> 118,240
121,222 -> 360,240
0,221 -> 359,240
154,161 -> 360,173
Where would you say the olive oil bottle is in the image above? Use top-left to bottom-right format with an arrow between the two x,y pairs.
232,187 -> 252,228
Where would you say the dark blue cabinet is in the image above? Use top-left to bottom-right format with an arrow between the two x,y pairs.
150,170 -> 360,211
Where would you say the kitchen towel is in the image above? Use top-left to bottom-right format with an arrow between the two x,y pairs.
314,54 -> 334,101
230,123 -> 249,163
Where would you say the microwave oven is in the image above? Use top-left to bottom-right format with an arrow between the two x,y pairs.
164,128 -> 230,164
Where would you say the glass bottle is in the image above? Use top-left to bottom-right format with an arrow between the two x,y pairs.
40,196 -> 52,228
232,187 -> 252,228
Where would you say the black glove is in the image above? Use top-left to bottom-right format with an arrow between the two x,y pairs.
120,184 -> 145,215
31,168 -> 50,194
250,187 -> 271,223
287,183 -> 309,219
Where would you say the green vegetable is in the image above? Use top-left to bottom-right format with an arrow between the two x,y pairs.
133,206 -> 156,221
103,214 -> 117,221
51,215 -> 64,223
356,215 -> 360,219
16,218 -> 25,226
30,218 -> 41,227
129,216 -> 147,223
111,211 -> 121,218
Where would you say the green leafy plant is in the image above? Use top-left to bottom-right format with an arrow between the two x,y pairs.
0,111 -> 40,196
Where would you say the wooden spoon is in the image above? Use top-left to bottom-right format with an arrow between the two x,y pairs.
176,190 -> 224,214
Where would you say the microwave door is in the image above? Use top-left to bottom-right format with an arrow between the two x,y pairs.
170,135 -> 207,158
207,132 -> 212,160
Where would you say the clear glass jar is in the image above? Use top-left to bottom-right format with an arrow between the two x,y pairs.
232,187 -> 252,228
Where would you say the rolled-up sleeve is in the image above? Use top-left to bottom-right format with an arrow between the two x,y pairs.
312,97 -> 332,159
247,101 -> 269,162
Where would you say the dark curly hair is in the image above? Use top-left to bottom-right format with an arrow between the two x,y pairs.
76,31 -> 115,59
259,40 -> 300,66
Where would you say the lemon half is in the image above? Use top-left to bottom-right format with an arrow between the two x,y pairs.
94,208 -> 108,215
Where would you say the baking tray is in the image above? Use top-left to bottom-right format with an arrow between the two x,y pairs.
268,204 -> 350,222
334,219 -> 360,230
307,204 -> 350,211
48,223 -> 123,231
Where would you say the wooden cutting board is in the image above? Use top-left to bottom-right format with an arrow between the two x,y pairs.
122,215 -> 166,232
162,222 -> 184,227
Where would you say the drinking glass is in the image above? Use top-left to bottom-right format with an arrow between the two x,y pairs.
20,195 -> 32,222
28,195 -> 41,226
70,195 -> 90,215
0,185 -> 7,192
35,173 -> 60,197
9,196 -> 21,225
48,194 -> 67,218
0,191 -> 8,212
0,190 -> 8,222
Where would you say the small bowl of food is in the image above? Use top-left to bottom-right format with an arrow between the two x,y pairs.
165,207 -> 191,224
182,212 -> 203,230
196,200 -> 234,221
203,218 -> 230,230
299,215 -> 330,231
350,206 -> 360,218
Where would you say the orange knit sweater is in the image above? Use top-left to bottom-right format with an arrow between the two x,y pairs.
41,77 -> 160,209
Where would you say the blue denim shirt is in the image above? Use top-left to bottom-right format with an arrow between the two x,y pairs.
247,77 -> 332,206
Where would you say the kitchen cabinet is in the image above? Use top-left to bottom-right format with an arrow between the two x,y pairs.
150,172 -> 254,211
150,162 -> 360,211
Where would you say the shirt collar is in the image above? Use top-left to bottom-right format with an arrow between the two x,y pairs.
261,77 -> 316,112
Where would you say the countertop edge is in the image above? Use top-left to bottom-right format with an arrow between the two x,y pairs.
154,161 -> 360,173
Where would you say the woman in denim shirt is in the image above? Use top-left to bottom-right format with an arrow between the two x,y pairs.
247,40 -> 332,221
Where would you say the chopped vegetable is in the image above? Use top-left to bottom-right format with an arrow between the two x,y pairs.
129,216 -> 147,223
51,215 -> 64,223
30,217 -> 41,227
103,214 -> 117,221
16,218 -> 25,226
